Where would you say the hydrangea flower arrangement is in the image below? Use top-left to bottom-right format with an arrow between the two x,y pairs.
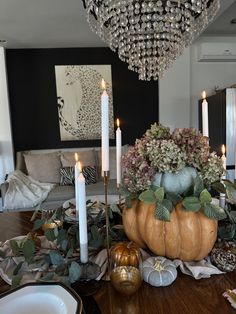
123,123 -> 224,195
122,123 -> 227,221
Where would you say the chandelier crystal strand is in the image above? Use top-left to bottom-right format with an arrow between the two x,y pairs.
83,0 -> 220,81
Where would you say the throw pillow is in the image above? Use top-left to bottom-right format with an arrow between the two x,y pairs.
60,166 -> 97,186
24,152 -> 62,183
60,149 -> 96,167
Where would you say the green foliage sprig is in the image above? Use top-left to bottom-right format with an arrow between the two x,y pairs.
6,201 -> 123,288
125,176 -> 226,222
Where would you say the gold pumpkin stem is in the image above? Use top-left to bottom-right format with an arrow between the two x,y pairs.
127,241 -> 133,249
153,260 -> 164,271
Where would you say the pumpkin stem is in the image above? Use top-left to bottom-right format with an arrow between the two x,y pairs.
127,241 -> 133,249
153,260 -> 164,271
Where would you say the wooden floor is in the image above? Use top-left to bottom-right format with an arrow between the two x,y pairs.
0,211 -> 236,313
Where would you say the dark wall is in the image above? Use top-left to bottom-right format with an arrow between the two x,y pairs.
6,48 -> 159,152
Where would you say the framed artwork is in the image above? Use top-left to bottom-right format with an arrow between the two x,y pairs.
55,65 -> 114,141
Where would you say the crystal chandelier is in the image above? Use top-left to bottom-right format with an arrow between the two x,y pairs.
82,1 -> 220,80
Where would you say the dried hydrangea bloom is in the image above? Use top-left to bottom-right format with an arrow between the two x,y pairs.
122,146 -> 155,193
145,122 -> 171,140
146,139 -> 187,173
172,128 -> 209,170
122,123 -> 224,194
201,152 -> 224,187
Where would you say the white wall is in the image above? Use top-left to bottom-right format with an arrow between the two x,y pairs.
159,48 -> 191,130
190,36 -> 236,128
159,36 -> 236,130
0,47 -> 14,183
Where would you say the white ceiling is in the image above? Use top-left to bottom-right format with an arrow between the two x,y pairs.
0,0 -> 235,49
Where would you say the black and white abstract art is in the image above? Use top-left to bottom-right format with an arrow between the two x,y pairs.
55,65 -> 114,141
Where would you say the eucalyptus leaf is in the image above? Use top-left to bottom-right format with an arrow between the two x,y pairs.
155,202 -> 171,221
33,219 -> 45,231
150,184 -> 160,191
166,192 -> 182,206
93,209 -> 104,224
229,211 -> 236,224
89,225 -> 104,248
154,187 -> 165,203
218,224 -> 236,240
13,261 -> 24,276
139,190 -> 156,204
66,248 -> 73,259
12,274 -> 23,288
40,272 -> 54,282
222,179 -> 236,188
22,239 -> 35,263
226,185 -> 236,204
49,250 -> 64,266
60,276 -> 71,286
199,189 -> 212,204
110,203 -> 122,216
54,227 -> 59,238
45,229 -> 56,242
203,203 -> 227,220
211,181 -> 226,194
69,261 -> 81,283
57,229 -> 68,246
125,196 -> 133,208
61,239 -> 68,251
10,240 -> 20,255
182,197 -> 201,212
193,176 -> 204,197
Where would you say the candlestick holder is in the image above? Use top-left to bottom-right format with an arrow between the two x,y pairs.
103,170 -> 111,280
117,183 -> 122,208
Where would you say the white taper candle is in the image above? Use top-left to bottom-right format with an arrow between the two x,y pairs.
220,144 -> 226,209
101,79 -> 109,172
202,91 -> 209,137
116,118 -> 122,186
77,162 -> 88,263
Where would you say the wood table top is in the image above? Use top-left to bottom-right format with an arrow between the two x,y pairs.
0,210 -> 235,314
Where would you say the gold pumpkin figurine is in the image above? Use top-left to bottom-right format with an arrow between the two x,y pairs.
110,242 -> 142,295
110,241 -> 141,268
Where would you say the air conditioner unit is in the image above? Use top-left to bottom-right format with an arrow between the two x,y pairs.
197,42 -> 236,62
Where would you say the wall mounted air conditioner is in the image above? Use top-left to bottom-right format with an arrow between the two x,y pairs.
197,42 -> 236,62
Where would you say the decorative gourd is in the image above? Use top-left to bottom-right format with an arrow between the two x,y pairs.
122,200 -> 218,261
142,257 -> 177,287
153,167 -> 198,194
110,242 -> 140,267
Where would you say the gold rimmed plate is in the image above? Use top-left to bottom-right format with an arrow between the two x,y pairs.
0,282 -> 83,314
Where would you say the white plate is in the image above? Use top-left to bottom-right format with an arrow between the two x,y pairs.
0,283 -> 83,314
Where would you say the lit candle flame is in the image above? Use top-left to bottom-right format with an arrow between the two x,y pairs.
222,144 -> 226,156
78,161 -> 82,172
101,79 -> 106,90
116,118 -> 120,128
202,91 -> 206,99
75,153 -> 79,162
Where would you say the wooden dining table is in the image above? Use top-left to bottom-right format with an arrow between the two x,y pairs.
0,210 -> 235,314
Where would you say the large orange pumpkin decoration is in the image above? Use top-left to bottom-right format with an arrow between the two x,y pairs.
122,200 -> 218,261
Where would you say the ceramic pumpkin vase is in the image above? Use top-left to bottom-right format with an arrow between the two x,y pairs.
122,200 -> 218,261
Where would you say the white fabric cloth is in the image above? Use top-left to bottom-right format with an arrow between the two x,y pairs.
173,258 -> 223,279
4,170 -> 55,210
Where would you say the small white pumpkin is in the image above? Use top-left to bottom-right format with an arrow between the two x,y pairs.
142,256 -> 177,287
